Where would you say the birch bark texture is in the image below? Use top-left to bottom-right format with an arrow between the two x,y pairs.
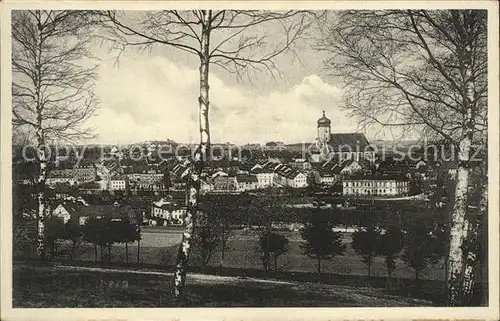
317,10 -> 487,306
100,10 -> 320,300
12,10 -> 99,259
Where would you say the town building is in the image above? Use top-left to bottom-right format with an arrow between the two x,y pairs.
47,165 -> 97,187
251,167 -> 275,188
339,159 -> 363,176
46,173 -> 76,187
127,171 -> 164,190
149,197 -> 186,225
256,162 -> 309,189
289,159 -> 312,171
318,171 -> 338,185
235,174 -> 258,191
342,175 -> 410,196
151,198 -> 175,220
273,164 -> 293,186
200,178 -> 213,194
286,171 -> 308,188
71,166 -> 98,185
170,208 -> 186,225
52,202 -> 85,224
316,111 -> 375,162
213,175 -> 237,192
110,175 -> 129,191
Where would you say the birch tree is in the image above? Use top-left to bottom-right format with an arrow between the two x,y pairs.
12,10 -> 98,259
99,10 -> 320,300
317,10 -> 487,305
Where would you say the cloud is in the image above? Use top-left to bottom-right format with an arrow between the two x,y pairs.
89,54 -> 356,145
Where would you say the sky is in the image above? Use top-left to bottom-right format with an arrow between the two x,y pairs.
40,11 -> 407,146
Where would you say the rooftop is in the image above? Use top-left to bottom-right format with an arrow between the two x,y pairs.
328,133 -> 372,151
345,174 -> 409,181
236,174 -> 258,183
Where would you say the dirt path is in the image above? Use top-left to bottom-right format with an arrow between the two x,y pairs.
55,264 -> 294,285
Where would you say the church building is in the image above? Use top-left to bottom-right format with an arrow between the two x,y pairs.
316,111 -> 375,162
317,111 -> 332,145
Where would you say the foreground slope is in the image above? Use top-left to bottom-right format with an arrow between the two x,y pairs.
13,264 -> 432,307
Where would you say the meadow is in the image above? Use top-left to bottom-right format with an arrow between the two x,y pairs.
57,227 -> 445,282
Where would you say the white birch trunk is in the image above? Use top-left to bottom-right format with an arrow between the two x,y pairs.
173,10 -> 211,300
447,138 -> 470,302
35,15 -> 47,260
36,131 -> 47,259
447,44 -> 477,305
462,167 -> 487,303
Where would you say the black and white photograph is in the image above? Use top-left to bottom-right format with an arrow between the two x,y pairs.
1,1 -> 499,320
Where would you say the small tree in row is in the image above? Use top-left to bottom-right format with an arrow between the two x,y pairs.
83,216 -> 111,262
402,220 -> 444,289
113,217 -> 141,263
259,232 -> 289,272
378,225 -> 404,290
300,209 -> 346,282
65,221 -> 85,260
192,220 -> 221,269
352,225 -> 380,278
44,216 -> 66,258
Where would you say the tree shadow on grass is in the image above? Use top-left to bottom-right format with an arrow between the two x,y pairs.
12,264 -> 422,308
184,282 -> 358,307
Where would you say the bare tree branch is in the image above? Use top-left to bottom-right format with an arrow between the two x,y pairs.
12,10 -> 99,143
317,9 -> 487,306
97,9 -> 324,301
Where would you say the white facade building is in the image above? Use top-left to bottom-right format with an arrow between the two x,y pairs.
253,169 -> 274,188
287,172 -> 308,188
319,173 -> 337,185
52,204 -> 72,223
235,174 -> 258,191
46,176 -> 76,187
110,177 -> 128,190
127,173 -> 164,190
342,177 -> 410,196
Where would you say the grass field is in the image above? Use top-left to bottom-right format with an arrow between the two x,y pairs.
12,263 -> 433,307
50,228 -> 445,281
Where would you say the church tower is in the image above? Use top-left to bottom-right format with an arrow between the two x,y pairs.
317,111 -> 331,144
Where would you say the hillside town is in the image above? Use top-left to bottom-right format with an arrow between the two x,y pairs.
14,112 -> 447,228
